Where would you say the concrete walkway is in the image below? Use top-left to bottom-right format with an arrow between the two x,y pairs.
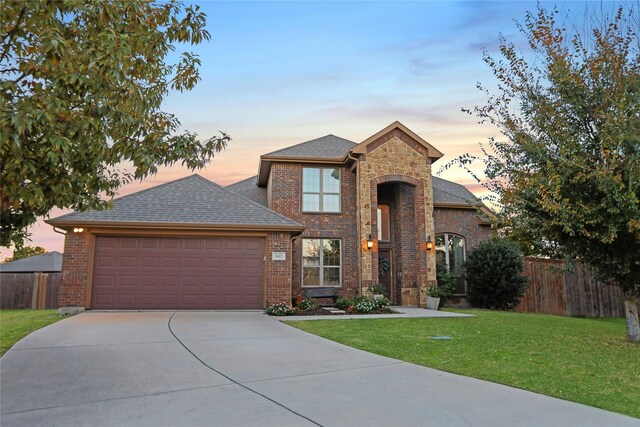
1,311 -> 637,427
285,306 -> 473,321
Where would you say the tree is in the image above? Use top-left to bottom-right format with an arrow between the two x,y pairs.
454,5 -> 640,340
1,1 -> 230,248
2,245 -> 47,263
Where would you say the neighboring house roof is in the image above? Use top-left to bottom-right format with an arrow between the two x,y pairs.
47,175 -> 303,231
0,251 -> 63,273
226,176 -> 268,206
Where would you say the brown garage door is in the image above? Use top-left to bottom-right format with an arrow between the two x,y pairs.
92,236 -> 264,309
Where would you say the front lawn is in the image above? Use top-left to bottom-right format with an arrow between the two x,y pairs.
0,309 -> 63,356
286,310 -> 640,418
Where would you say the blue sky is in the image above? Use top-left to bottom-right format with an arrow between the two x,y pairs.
13,0 -> 608,256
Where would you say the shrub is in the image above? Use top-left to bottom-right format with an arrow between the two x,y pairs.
374,296 -> 391,309
428,263 -> 456,298
265,302 -> 295,316
334,297 -> 352,310
297,298 -> 320,311
465,238 -> 528,310
354,298 -> 376,313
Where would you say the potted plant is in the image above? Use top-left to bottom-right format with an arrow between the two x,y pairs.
426,262 -> 456,310
368,283 -> 386,301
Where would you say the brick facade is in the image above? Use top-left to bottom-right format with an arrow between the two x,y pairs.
269,163 -> 359,301
59,231 -> 92,307
433,208 -> 492,251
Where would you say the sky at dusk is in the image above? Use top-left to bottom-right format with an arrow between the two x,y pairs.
6,0 -> 605,258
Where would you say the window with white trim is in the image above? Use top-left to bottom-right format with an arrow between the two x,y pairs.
302,238 -> 341,287
435,233 -> 466,294
302,167 -> 340,212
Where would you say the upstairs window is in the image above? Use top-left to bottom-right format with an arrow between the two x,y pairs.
302,167 -> 340,212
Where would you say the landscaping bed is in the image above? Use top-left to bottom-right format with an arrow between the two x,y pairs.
265,296 -> 397,317
287,307 -> 398,316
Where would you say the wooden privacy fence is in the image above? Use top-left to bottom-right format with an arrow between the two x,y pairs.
516,257 -> 624,318
0,272 -> 61,309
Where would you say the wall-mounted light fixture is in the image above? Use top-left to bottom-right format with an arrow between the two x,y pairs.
72,227 -> 84,233
367,234 -> 374,250
426,235 -> 434,251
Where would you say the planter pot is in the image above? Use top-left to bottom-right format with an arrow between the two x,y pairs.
426,296 -> 441,310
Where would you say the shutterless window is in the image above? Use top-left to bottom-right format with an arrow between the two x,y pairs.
302,167 -> 340,212
302,238 -> 341,287
377,205 -> 390,241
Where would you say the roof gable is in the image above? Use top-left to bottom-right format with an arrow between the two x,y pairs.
48,175 -> 302,230
351,121 -> 444,161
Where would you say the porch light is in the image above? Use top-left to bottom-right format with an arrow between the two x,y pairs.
426,235 -> 434,251
367,234 -> 374,250
73,227 -> 84,233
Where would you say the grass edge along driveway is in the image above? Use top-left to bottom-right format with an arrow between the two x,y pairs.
286,309 -> 640,419
1,309 -> 64,356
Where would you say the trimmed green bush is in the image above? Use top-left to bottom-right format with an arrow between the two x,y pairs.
465,238 -> 528,310
334,297 -> 352,310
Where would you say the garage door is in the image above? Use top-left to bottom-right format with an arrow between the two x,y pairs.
92,236 -> 264,310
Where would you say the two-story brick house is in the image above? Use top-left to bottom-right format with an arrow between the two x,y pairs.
49,121 -> 492,310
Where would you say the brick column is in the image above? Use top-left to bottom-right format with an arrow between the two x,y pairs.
265,232 -> 293,306
59,231 -> 92,308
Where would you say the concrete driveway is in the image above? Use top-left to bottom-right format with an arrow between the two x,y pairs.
1,312 -> 637,427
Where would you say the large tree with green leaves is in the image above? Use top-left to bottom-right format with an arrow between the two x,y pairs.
455,5 -> 640,341
1,1 -> 229,248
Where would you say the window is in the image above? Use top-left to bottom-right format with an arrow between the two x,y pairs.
435,233 -> 466,294
377,205 -> 390,241
302,238 -> 341,287
302,167 -> 340,212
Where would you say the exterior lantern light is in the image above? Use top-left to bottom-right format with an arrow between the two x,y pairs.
426,235 -> 434,251
73,227 -> 84,233
367,234 -> 374,250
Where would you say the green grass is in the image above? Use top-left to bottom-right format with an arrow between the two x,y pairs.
286,310 -> 640,418
1,309 -> 63,356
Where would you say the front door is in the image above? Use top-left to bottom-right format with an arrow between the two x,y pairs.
378,249 -> 393,300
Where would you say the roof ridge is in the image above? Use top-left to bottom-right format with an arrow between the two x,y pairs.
263,134 -> 356,158
226,175 -> 257,187
50,174 -> 204,222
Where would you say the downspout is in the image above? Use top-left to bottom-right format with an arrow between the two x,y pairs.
347,151 -> 362,296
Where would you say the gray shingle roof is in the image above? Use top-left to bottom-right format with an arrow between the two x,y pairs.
49,175 -> 302,229
0,251 -> 62,272
432,177 -> 482,205
226,176 -> 268,206
263,135 -> 356,159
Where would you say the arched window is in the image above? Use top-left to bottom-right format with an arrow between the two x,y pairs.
435,233 -> 466,295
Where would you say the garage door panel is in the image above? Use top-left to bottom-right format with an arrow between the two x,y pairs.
92,236 -> 264,310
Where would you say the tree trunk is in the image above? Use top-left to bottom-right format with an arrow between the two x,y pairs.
624,292 -> 640,343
